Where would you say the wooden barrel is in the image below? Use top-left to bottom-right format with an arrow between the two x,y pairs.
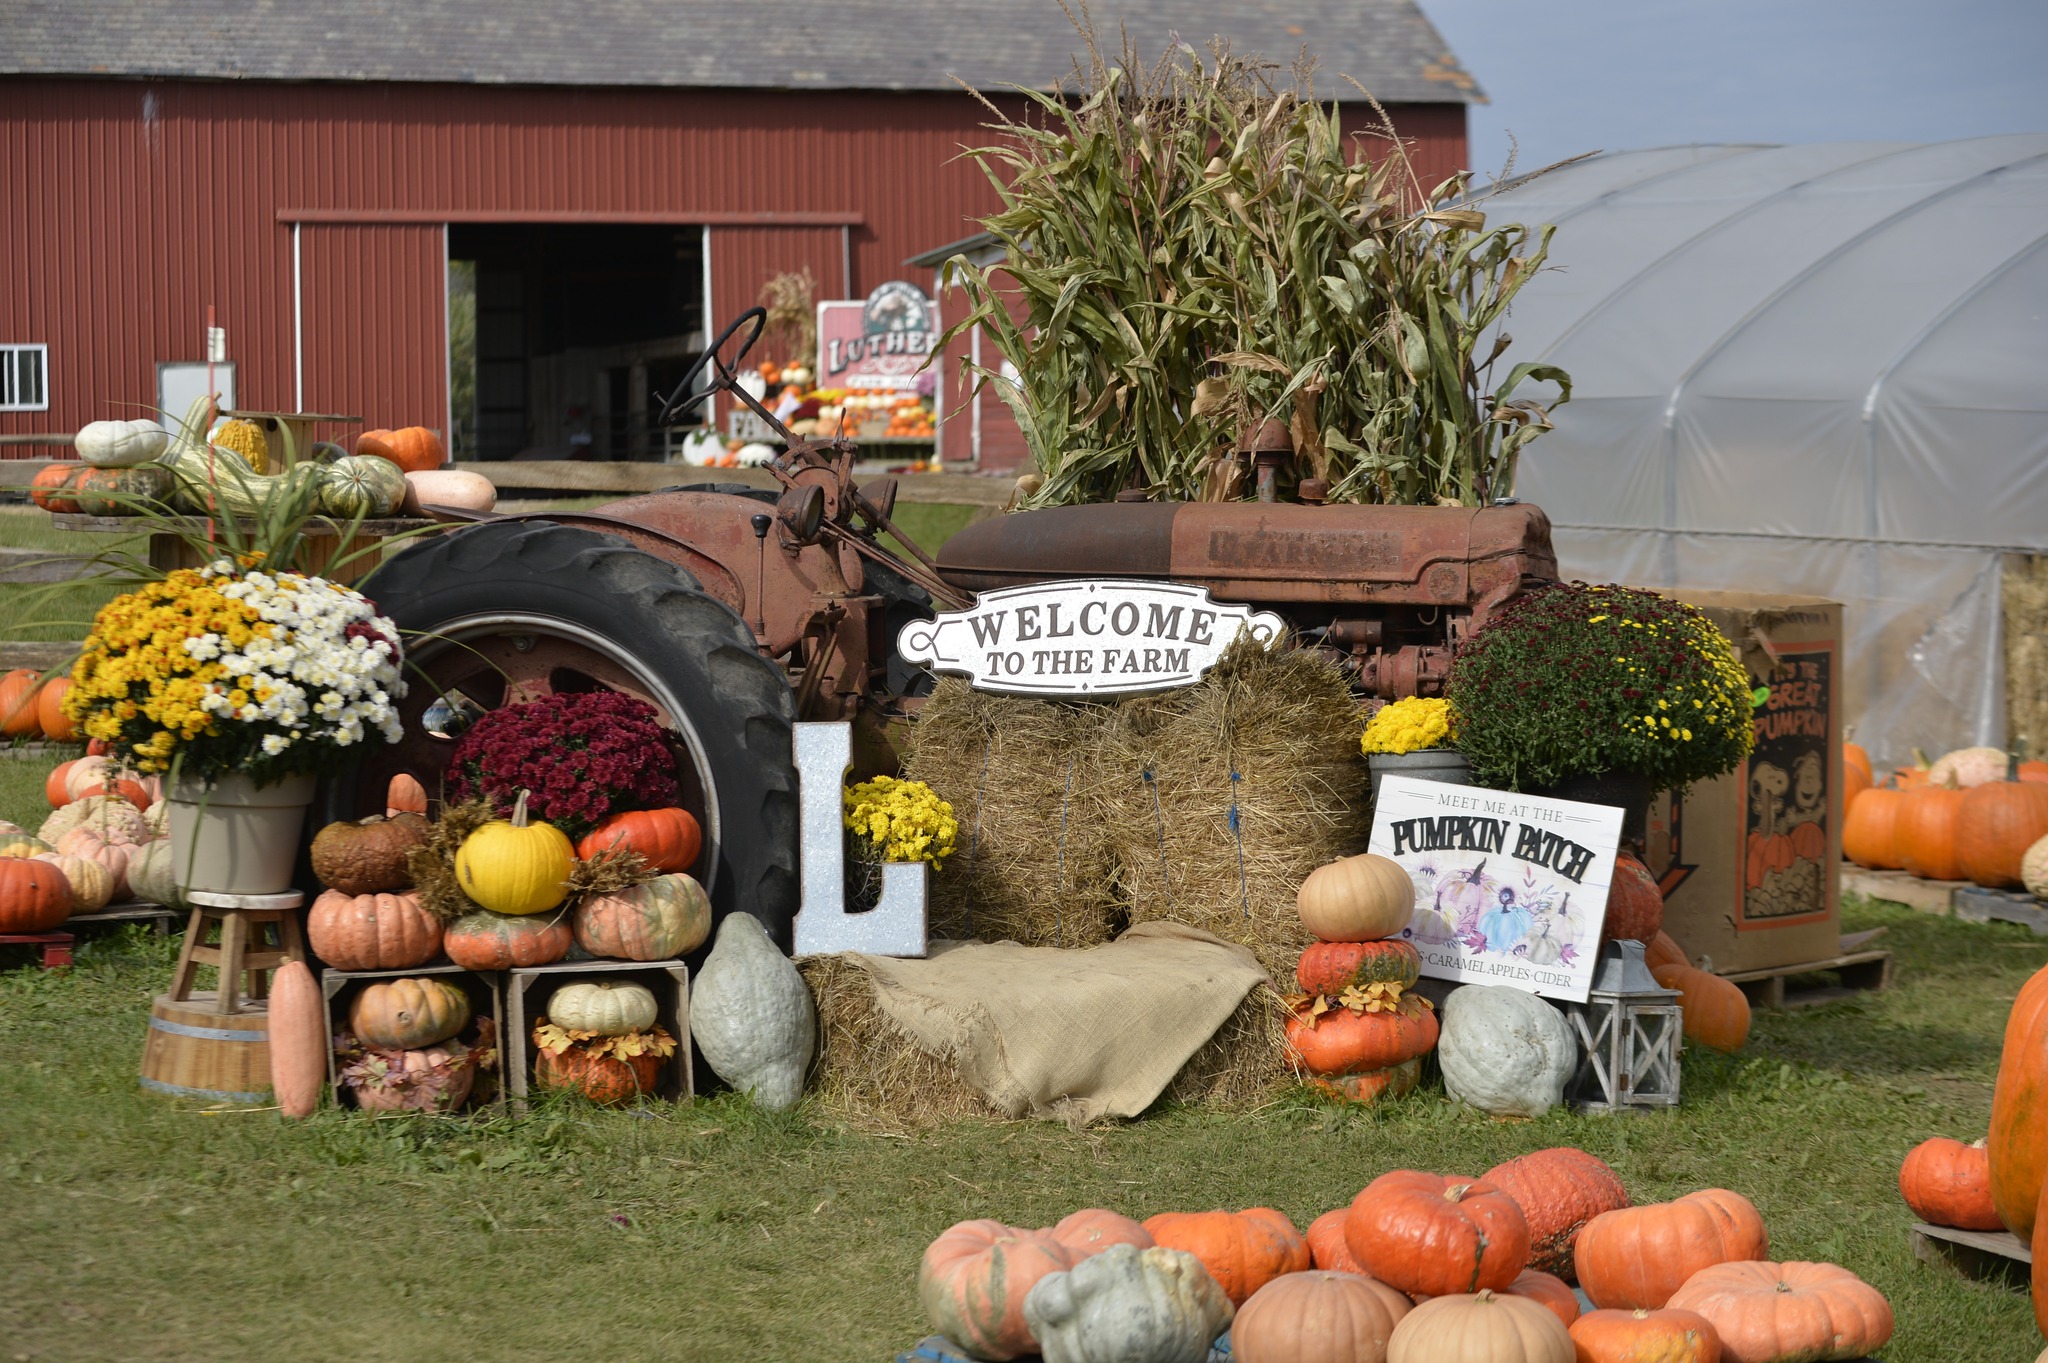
139,993 -> 273,1103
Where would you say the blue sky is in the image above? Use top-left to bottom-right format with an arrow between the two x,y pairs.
1421,0 -> 2048,181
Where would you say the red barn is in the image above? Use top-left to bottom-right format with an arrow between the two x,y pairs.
0,1 -> 1480,469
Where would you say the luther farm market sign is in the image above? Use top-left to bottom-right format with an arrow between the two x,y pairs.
896,580 -> 1286,697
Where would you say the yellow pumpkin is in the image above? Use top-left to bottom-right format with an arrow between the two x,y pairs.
1297,852 -> 1416,942
454,789 -> 573,915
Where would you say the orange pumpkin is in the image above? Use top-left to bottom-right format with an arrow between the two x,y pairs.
1573,1189 -> 1768,1311
1842,785 -> 1907,869
307,889 -> 442,971
36,677 -> 75,741
1501,1267 -> 1579,1329
29,462 -> 82,512
1896,783 -> 1968,881
75,778 -> 151,811
2021,760 -> 2048,785
443,909 -> 572,970
1843,744 -> 1873,813
917,1220 -> 1079,1360
1644,930 -> 1688,974
1295,938 -> 1421,995
575,806 -> 703,875
1230,1269 -> 1412,1363
268,960 -> 328,1119
1568,1307 -> 1723,1363
0,669 -> 40,737
386,771 -> 429,817
1345,1170 -> 1531,1298
1666,1261 -> 1891,1363
2035,1181 -> 2048,1340
533,1044 -> 663,1107
1898,1136 -> 2001,1231
1305,1207 -> 1365,1273
1142,1207 -> 1310,1306
1651,964 -> 1752,1053
1956,779 -> 2048,889
1285,999 -> 1438,1076
1601,850 -> 1664,944
347,977 -> 470,1049
1046,1209 -> 1153,1256
1482,1147 -> 1630,1281
44,760 -> 77,809
357,425 -> 443,473
0,856 -> 73,931
1309,1056 -> 1423,1106
1989,960 -> 2048,1236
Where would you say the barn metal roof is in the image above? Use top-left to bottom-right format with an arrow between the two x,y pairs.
0,0 -> 1483,103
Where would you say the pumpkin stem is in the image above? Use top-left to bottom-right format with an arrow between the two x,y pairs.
1473,1289 -> 1495,1304
511,789 -> 531,829
1442,1182 -> 1471,1203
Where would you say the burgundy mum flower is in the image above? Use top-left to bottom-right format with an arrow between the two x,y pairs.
447,691 -> 678,839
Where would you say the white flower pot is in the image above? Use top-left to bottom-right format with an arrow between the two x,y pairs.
167,773 -> 317,895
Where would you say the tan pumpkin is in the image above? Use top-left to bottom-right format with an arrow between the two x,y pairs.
1928,745 -> 2010,788
1385,1290 -> 1573,1363
309,813 -> 429,895
1297,852 -> 1416,942
0,834 -> 53,859
1231,1268 -> 1412,1363
60,755 -> 113,801
40,792 -> 149,847
571,873 -> 712,961
347,977 -> 470,1049
2027,833 -> 2048,899
307,889 -> 443,971
53,827 -> 132,900
126,839 -> 177,905
31,853 -> 114,913
1666,1261 -> 1891,1363
401,469 -> 496,514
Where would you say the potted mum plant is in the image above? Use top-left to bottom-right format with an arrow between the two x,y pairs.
842,774 -> 958,911
1361,696 -> 1473,802
1445,582 -> 1757,839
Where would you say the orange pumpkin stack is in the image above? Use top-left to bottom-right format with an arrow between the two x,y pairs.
1282,851 -> 1436,1105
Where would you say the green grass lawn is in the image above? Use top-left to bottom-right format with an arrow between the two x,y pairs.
3,784 -> 2041,1360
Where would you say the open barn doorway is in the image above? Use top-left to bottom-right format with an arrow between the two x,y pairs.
447,224 -> 707,461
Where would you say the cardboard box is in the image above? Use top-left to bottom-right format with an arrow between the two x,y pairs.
1643,591 -> 1843,973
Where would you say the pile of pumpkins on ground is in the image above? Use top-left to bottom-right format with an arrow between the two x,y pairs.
1899,952 -> 2048,1344
0,754 -> 176,934
1843,742 -> 2048,896
28,404 -> 498,521
303,780 -> 712,1112
914,1146 -> 1892,1363
1279,848 -> 1754,1116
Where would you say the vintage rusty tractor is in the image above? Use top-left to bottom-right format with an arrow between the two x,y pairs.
330,310 -> 1559,949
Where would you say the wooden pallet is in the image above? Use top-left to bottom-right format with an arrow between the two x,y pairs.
1910,1221 -> 2031,1287
1953,886 -> 2048,936
1839,865 -> 1969,916
67,901 -> 181,935
1721,946 -> 1894,1009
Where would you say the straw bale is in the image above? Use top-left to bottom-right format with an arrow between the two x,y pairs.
2007,553 -> 2048,757
1156,984 -> 1296,1110
1099,640 -> 1370,979
799,954 -> 1000,1131
902,679 -> 1124,949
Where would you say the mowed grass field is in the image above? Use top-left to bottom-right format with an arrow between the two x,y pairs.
0,746 -> 2041,1361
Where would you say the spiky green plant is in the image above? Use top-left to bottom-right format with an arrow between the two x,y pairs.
936,30 -> 1570,507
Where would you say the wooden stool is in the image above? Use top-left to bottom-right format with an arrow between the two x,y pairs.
167,890 -> 307,1014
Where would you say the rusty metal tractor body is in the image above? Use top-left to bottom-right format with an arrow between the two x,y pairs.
350,309 -> 1559,950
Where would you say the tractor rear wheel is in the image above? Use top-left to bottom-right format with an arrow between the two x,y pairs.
328,520 -> 801,948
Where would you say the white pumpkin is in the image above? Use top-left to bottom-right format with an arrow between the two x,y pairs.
401,469 -> 496,515
74,418 -> 170,467
62,755 -> 113,801
1023,1245 -> 1234,1363
689,912 -> 814,1111
1436,984 -> 1577,1118
548,980 -> 659,1037
2024,833 -> 2048,899
1928,745 -> 2011,788
127,838 -> 177,905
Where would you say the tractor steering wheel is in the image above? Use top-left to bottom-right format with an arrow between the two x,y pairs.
654,306 -> 768,429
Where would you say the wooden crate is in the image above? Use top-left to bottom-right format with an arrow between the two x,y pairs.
1909,1220 -> 2031,1288
502,959 -> 692,1111
320,964 -> 504,1113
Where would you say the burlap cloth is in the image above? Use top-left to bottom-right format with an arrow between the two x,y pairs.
836,922 -> 1267,1124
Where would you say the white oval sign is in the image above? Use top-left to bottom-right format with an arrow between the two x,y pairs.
896,579 -> 1287,697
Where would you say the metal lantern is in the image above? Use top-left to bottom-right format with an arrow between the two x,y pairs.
1565,939 -> 1684,1112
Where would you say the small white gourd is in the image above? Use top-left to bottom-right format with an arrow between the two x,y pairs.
1436,984 -> 1577,1117
1023,1245 -> 1234,1363
689,911 -> 814,1111
548,980 -> 659,1037
2022,833 -> 2048,899
74,418 -> 170,467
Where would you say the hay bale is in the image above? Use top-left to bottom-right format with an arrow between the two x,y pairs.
1157,984 -> 1296,1109
799,954 -> 998,1131
903,679 -> 1123,949
2007,553 -> 2048,757
1100,641 -> 1369,979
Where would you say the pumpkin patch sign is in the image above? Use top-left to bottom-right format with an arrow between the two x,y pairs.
1369,775 -> 1624,1003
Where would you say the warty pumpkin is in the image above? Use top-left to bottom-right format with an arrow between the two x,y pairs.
443,909 -> 572,970
1482,1147 -> 1630,1281
72,463 -> 172,515
1305,1207 -> 1365,1273
347,977 -> 470,1049
1841,786 -> 1906,870
1600,850 -> 1664,945
455,790 -> 573,915
53,827 -> 133,900
1988,958 -> 2048,1236
268,960 -> 328,1120
572,872 -> 712,961
1897,1136 -> 2001,1231
1573,1189 -> 1768,1311
918,1219 -> 1081,1360
1956,776 -> 2048,889
1345,1170 -> 1531,1298
1021,1244 -> 1235,1363
1665,1261 -> 1891,1363
1895,782 -> 1968,881
0,857 -> 73,931
1285,999 -> 1438,1076
1651,964 -> 1752,1053
309,813 -> 428,895
1140,1207 -> 1310,1306
2027,834 -> 2048,899
1567,1307 -> 1723,1363
1309,1056 -> 1423,1106
1230,1268 -> 1411,1363
307,889 -> 442,971
575,806 -> 702,875
1296,852 -> 1415,942
1384,1289 -> 1573,1363
29,461 -> 83,512
1296,938 -> 1420,995
533,1044 -> 662,1107
1928,745 -> 2010,789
